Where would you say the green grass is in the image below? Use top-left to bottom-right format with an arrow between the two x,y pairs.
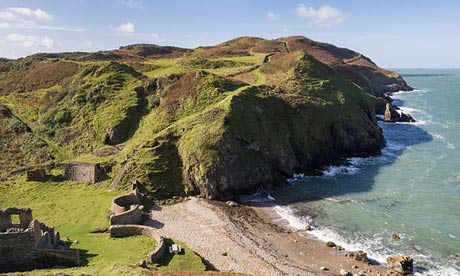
0,174 -> 205,275
143,58 -> 192,78
152,239 -> 206,272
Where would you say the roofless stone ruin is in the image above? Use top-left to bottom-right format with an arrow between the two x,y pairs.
0,207 -> 80,273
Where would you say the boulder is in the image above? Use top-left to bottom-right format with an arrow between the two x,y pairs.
225,200 -> 239,207
340,268 -> 352,276
386,256 -> 413,274
345,250 -> 369,263
326,241 -> 336,247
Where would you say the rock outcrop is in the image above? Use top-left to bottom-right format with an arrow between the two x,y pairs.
345,250 -> 369,263
383,103 -> 415,123
386,256 -> 414,274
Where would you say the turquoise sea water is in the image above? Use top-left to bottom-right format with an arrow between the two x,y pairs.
272,69 -> 460,275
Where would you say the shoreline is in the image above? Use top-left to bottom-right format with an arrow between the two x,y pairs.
146,197 -> 389,276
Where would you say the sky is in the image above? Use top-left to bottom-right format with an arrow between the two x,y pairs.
0,0 -> 459,68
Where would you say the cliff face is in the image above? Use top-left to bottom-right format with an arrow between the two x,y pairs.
0,36 -> 405,199
122,52 -> 384,199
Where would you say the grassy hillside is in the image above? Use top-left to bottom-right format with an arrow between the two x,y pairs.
0,36 -> 392,199
0,35 -> 403,274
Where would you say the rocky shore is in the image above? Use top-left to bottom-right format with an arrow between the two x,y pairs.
145,197 -> 410,276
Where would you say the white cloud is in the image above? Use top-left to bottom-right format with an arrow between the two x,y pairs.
0,11 -> 20,21
4,33 -> 58,49
7,7 -> 53,22
266,12 -> 277,21
40,36 -> 55,48
119,0 -> 143,8
116,22 -> 135,33
0,6 -> 83,32
111,22 -> 162,42
296,4 -> 345,27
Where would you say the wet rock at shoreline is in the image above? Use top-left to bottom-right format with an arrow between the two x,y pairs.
326,241 -> 336,247
386,255 -> 413,274
384,103 -> 415,123
345,250 -> 369,263
225,200 -> 239,207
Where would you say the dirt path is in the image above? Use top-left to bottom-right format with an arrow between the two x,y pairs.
282,41 -> 290,53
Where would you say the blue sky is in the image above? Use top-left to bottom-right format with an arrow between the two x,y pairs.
0,0 -> 459,68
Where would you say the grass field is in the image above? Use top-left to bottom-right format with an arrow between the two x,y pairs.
0,174 -> 206,275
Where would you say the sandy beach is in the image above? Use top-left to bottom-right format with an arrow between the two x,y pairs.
145,197 -> 389,276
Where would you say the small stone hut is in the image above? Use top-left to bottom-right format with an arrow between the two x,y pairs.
26,170 -> 46,181
64,162 -> 104,184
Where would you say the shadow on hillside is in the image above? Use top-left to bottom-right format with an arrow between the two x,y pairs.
242,121 -> 433,207
152,238 -> 184,267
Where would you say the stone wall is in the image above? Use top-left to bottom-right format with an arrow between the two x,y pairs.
110,205 -> 144,225
109,224 -> 166,263
110,192 -> 144,225
0,208 -> 80,273
0,208 -> 33,232
110,193 -> 141,214
26,170 -> 46,181
0,231 -> 38,272
64,162 -> 103,184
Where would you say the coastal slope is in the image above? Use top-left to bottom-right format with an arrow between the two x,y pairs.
0,36 -> 409,199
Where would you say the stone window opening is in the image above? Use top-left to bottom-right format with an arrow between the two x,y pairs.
10,214 -> 20,225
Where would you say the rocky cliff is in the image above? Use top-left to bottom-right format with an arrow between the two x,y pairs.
0,36 -> 411,199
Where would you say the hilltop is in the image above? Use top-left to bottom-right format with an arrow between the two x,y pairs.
0,36 -> 411,200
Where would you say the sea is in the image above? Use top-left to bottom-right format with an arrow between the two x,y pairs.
269,69 -> 460,275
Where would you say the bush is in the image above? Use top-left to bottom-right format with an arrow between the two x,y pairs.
54,108 -> 72,124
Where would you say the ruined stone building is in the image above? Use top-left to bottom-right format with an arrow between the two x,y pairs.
64,162 -> 104,184
0,208 -> 80,273
26,170 -> 46,181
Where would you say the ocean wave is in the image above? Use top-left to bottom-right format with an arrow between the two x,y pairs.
287,139 -> 403,179
273,205 -> 314,229
395,120 -> 429,125
398,106 -> 423,113
392,89 -> 428,96
273,204 -> 460,275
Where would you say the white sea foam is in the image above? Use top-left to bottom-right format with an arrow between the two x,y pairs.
269,86 -> 460,275
316,140 -> 403,177
273,205 -> 313,229
398,106 -> 423,113
273,204 -> 389,263
392,89 -> 427,96
395,120 -> 428,125
273,204 -> 460,275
